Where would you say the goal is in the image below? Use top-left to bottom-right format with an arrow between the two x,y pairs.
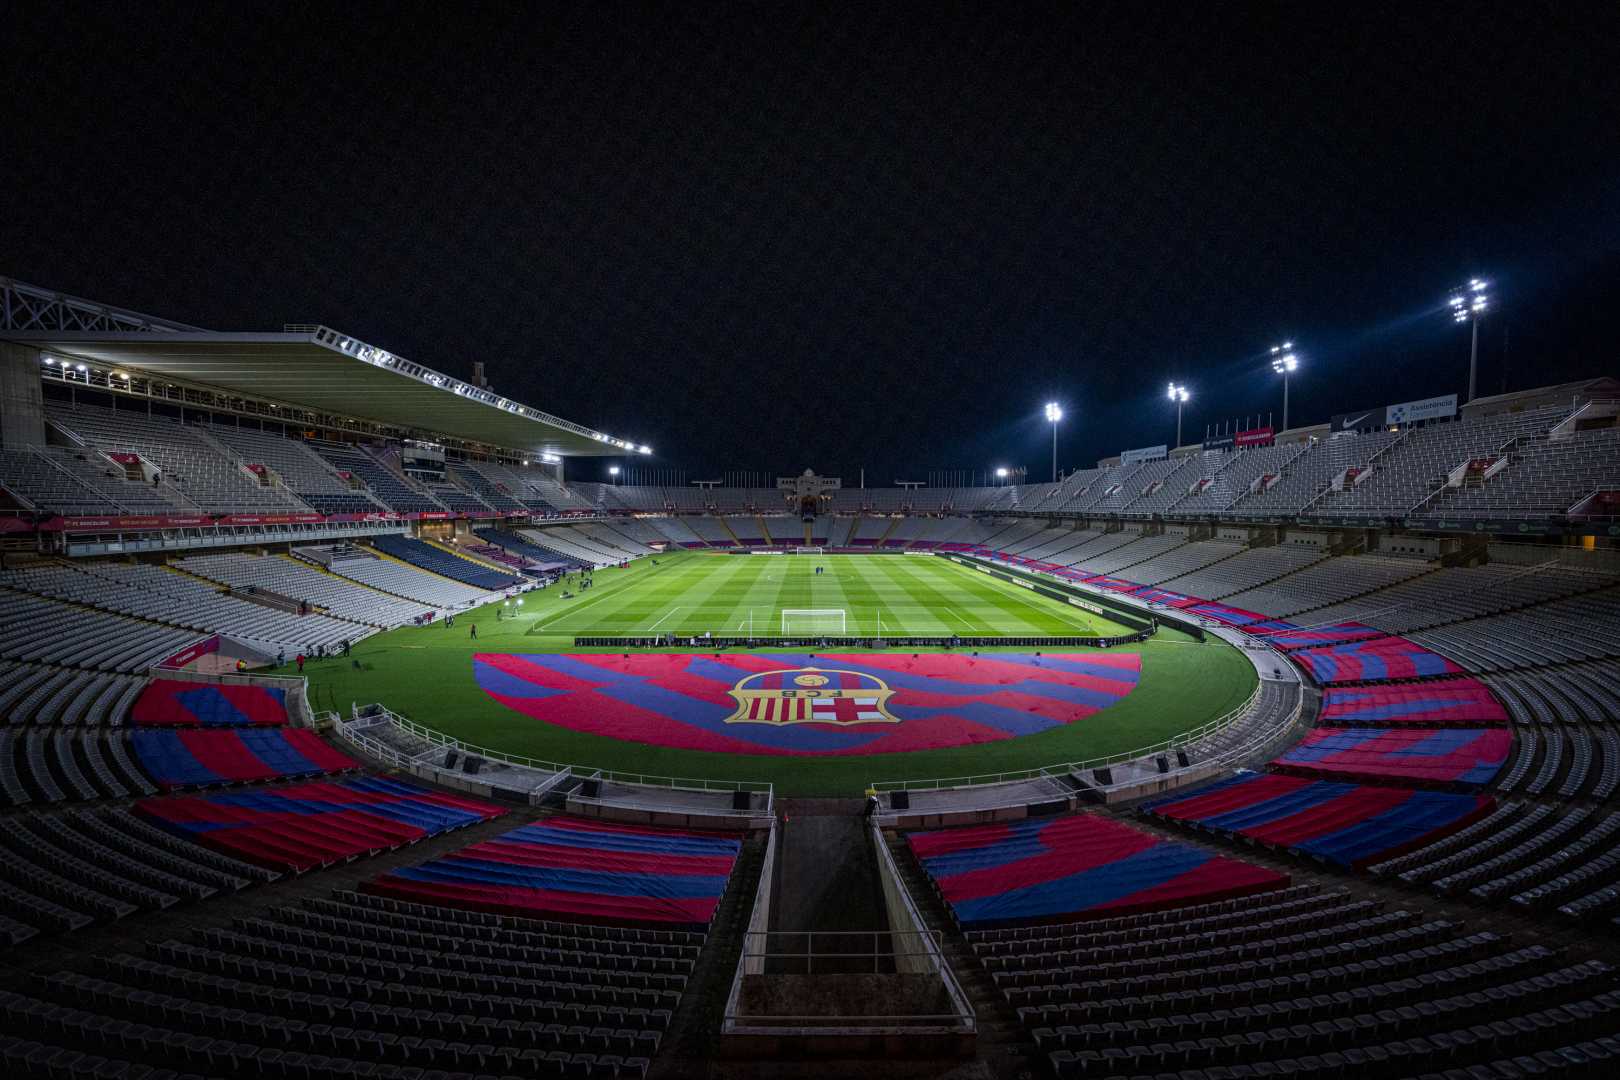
781,609 -> 846,635
794,546 -> 825,555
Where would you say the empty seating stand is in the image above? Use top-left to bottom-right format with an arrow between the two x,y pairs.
0,884 -> 686,1077
1269,727 -> 1512,788
132,727 -> 359,789
1142,772 -> 1496,869
906,813 -> 1288,930
132,678 -> 292,726
135,776 -> 504,871
364,815 -> 744,930
369,534 -> 524,591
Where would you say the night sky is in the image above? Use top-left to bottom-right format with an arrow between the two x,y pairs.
5,4 -> 1618,484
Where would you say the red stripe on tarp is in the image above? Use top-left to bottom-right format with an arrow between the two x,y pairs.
178,729 -> 272,783
935,821 -> 1161,903
450,839 -> 739,877
1241,785 -> 1413,848
280,728 -> 361,772
360,877 -> 719,926
1084,857 -> 1288,916
1150,773 -> 1314,821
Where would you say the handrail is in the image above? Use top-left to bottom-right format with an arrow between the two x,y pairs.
871,675 -> 1266,792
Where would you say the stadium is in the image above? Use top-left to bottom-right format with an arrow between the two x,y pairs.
2,269 -> 1619,1076
6,7 -> 1620,1080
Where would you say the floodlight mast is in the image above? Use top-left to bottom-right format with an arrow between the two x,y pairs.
1166,383 -> 1190,448
1448,279 -> 1490,403
1044,402 -> 1063,482
1269,343 -> 1299,431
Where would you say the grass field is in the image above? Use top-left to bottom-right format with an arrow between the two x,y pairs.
519,552 -> 1120,637
297,552 -> 1258,795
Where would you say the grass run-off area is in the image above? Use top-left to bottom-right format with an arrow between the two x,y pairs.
297,552 -> 1258,795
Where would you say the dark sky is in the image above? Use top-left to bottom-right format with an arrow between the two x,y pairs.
5,3 -> 1618,484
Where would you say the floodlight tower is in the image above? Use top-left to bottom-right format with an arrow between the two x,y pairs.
1269,344 -> 1299,432
1044,402 -> 1063,483
995,467 -> 1009,486
1166,383 -> 1190,448
608,465 -> 621,485
1447,279 -> 1490,403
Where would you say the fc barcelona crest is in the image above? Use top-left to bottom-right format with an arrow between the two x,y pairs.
725,667 -> 899,726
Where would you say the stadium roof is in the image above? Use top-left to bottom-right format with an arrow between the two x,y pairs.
0,277 -> 645,458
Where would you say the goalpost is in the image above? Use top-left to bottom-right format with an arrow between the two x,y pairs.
781,609 -> 846,635
794,546 -> 824,555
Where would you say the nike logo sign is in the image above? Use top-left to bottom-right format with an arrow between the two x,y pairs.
1340,414 -> 1371,429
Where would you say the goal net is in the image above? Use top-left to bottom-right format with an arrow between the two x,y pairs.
794,546 -> 825,555
781,609 -> 846,635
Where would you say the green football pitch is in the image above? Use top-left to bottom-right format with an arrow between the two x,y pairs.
520,551 -> 1124,637
296,552 -> 1259,795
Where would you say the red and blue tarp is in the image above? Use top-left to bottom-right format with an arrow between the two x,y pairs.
906,814 -> 1286,928
131,728 -> 358,790
134,777 -> 503,871
1131,586 -> 1200,608
1290,636 -> 1464,683
1255,622 -> 1386,650
362,815 -> 742,929
1271,727 -> 1511,787
1185,602 -> 1269,627
1321,678 -> 1509,726
1143,772 -> 1495,870
472,652 -> 1141,756
1084,576 -> 1140,593
132,679 -> 290,727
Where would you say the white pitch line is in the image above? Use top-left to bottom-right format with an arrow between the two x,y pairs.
646,607 -> 681,632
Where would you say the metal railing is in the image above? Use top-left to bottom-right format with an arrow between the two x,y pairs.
872,675 -> 1266,794
341,704 -> 773,812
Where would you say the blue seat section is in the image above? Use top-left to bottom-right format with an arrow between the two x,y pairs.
371,534 -> 524,590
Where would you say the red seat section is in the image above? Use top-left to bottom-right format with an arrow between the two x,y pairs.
362,815 -> 743,929
134,777 -> 503,871
131,679 -> 291,726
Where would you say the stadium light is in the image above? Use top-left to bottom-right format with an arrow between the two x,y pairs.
638,445 -> 652,455
608,465 -> 620,485
1167,383 -> 1190,448
1447,278 -> 1490,403
1269,343 -> 1300,431
1044,402 -> 1063,483
995,467 -> 1009,485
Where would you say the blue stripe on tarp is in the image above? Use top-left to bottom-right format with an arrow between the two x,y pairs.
174,687 -> 252,727
1293,790 -> 1478,867
503,823 -> 740,856
238,730 -> 322,777
1327,696 -> 1484,722
1138,772 -> 1255,813
388,858 -> 729,898
950,843 -> 1213,926
1195,781 -> 1354,834
916,820 -> 1051,878
132,730 -> 218,787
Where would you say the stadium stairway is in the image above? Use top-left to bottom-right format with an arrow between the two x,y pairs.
715,516 -> 743,547
643,833 -> 766,1078
880,829 -> 1044,1077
